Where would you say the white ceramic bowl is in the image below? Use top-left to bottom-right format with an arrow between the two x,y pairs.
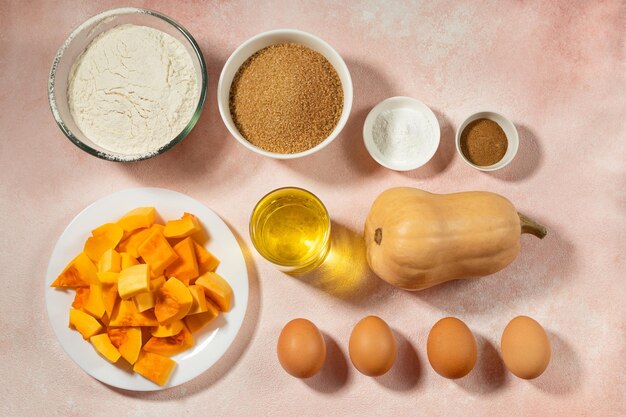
455,111 -> 519,171
363,96 -> 440,171
217,29 -> 353,159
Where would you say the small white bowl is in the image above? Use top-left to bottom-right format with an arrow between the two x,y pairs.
217,29 -> 353,159
363,96 -> 440,171
455,111 -> 519,171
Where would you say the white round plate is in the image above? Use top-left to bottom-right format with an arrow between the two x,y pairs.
45,187 -> 249,391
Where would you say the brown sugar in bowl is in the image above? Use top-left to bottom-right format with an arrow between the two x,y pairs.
217,29 -> 353,159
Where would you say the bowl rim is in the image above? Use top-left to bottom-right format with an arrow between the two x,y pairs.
217,28 -> 353,160
454,110 -> 519,172
362,96 -> 441,171
48,7 -> 208,162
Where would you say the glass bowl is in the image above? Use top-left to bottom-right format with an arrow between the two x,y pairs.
48,8 -> 207,162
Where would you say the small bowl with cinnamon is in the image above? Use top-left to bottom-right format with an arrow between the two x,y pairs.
455,111 -> 519,171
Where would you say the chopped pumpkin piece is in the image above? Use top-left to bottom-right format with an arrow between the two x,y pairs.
154,278 -> 192,325
144,325 -> 194,357
84,284 -> 105,319
91,223 -> 124,248
52,265 -> 88,288
164,237 -> 199,283
117,207 -> 156,233
193,241 -> 220,274
101,283 -> 119,318
51,253 -> 97,287
118,264 -> 150,299
133,351 -> 175,386
109,299 -> 158,327
72,287 -> 90,310
184,302 -> 219,333
97,271 -> 119,285
151,276 -> 166,291
117,228 -> 151,258
187,285 -> 208,315
134,291 -> 155,312
84,234 -> 118,263
195,272 -> 233,312
69,309 -> 103,340
151,320 -> 185,338
163,213 -> 202,239
120,252 -> 140,269
98,248 -> 121,273
90,333 -> 121,363
108,327 -> 142,365
138,230 -> 178,276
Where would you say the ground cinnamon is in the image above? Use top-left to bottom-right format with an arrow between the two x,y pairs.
460,118 -> 508,166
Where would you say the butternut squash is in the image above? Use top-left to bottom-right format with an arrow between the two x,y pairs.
364,188 -> 547,291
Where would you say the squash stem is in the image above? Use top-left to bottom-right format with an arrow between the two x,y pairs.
374,228 -> 382,245
518,213 -> 547,239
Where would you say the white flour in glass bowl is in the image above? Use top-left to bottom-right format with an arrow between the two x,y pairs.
67,24 -> 199,158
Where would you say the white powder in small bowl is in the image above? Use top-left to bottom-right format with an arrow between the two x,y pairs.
68,24 -> 199,159
372,107 -> 435,164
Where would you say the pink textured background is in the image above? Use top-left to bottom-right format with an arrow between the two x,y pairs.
1,1 -> 624,416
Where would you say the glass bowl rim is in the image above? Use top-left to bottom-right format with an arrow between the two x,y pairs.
48,7 -> 208,162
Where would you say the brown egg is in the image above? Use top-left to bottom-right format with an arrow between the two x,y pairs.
349,316 -> 397,376
277,318 -> 326,378
427,317 -> 477,379
501,316 -> 551,379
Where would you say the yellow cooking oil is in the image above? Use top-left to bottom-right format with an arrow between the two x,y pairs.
250,187 -> 331,274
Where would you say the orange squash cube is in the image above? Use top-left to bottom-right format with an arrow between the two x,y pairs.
72,287 -> 90,310
186,285 -> 208,315
117,228 -> 151,258
164,237 -> 199,284
107,327 -> 142,365
91,223 -> 124,248
134,291 -> 155,312
184,301 -> 219,333
101,283 -> 119,318
163,213 -> 202,239
195,272 -> 233,312
151,320 -> 185,338
138,230 -> 178,276
120,252 -> 140,269
98,248 -> 121,273
154,278 -> 192,325
117,207 -> 156,233
109,298 -> 158,327
69,309 -> 103,340
84,284 -> 106,319
144,325 -> 194,357
90,333 -> 121,363
97,271 -> 119,285
193,241 -> 220,274
51,252 -> 97,288
118,264 -> 150,299
133,351 -> 175,386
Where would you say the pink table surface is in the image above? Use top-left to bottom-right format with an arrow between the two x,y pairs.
1,1 -> 624,416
